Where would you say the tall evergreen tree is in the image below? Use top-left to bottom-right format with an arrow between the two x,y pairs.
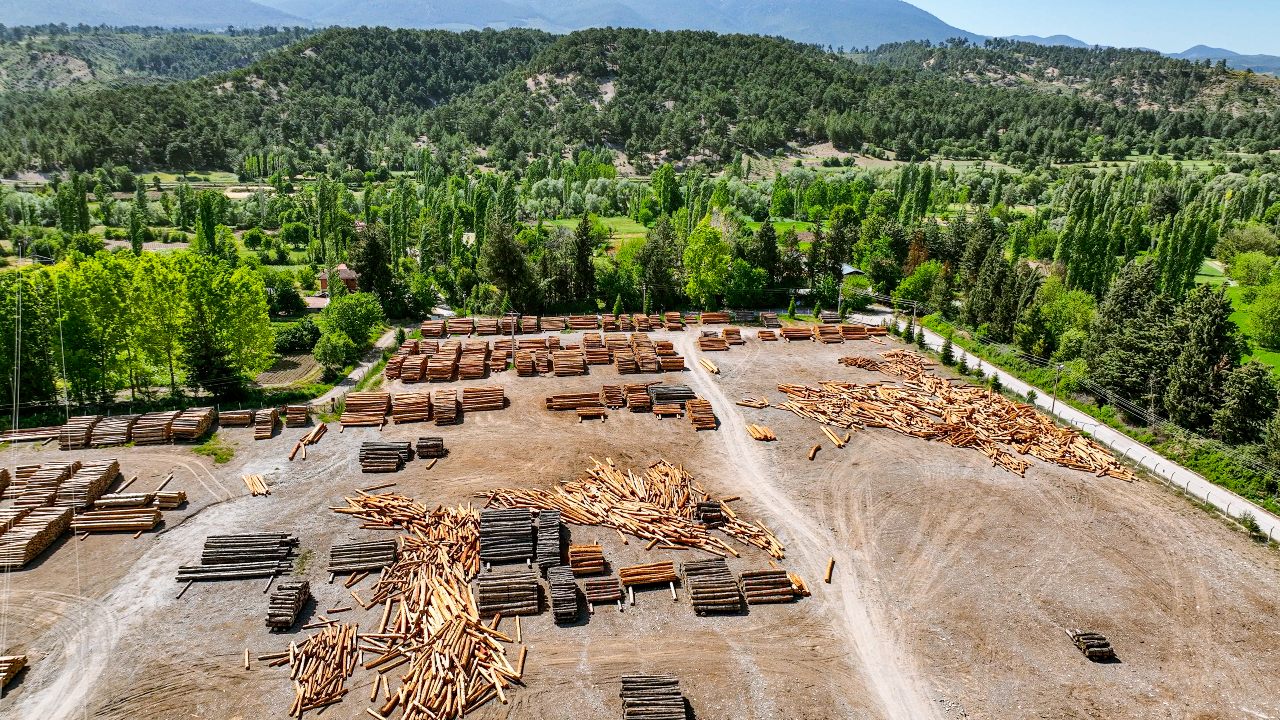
1163,285 -> 1242,429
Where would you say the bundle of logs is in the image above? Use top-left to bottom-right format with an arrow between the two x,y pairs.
175,533 -> 297,583
69,507 -> 161,533
683,558 -> 742,615
648,385 -> 696,407
568,543 -> 606,575
287,622 -> 359,716
461,385 -> 505,412
697,335 -> 729,352
90,414 -> 138,446
625,384 -> 653,412
694,501 -> 726,528
0,507 -> 72,568
620,675 -> 688,720
359,441 -> 414,473
416,436 -> 446,459
486,459 -> 784,559
254,408 -> 278,440
0,655 -> 26,689
328,539 -> 398,574
391,393 -> 432,424
700,311 -> 730,324
780,326 -> 814,342
686,399 -> 717,430
815,325 -> 844,344
479,508 -> 534,564
760,312 -> 781,328
132,410 -> 179,445
58,415 -> 101,450
1068,629 -> 1117,662
601,385 -> 626,409
545,392 -> 604,411
219,409 -> 255,427
243,474 -> 271,496
757,330 -> 778,341
340,392 -> 390,427
552,350 -> 588,377
171,407 -> 216,441
740,569 -> 801,604
548,565 -> 579,623
723,327 -> 744,345
420,319 -> 445,337
536,509 -> 563,571
474,570 -> 541,616
447,317 -> 474,336
432,389 -> 459,426
266,580 -> 310,630
283,405 -> 309,428
583,577 -> 624,610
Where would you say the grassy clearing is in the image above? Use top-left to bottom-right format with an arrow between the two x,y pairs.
193,433 -> 235,463
547,216 -> 648,249
1217,285 -> 1280,370
744,220 -> 816,234
1196,259 -> 1227,285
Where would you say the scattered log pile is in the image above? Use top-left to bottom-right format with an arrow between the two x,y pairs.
391,393 -> 433,424
243,474 -> 271,496
683,558 -> 741,615
132,411 -> 180,445
289,423 -> 327,461
700,311 -> 730,324
536,510 -> 562,571
58,415 -> 101,450
0,507 -> 72,568
746,424 -> 777,441
219,409 -> 255,427
780,326 -> 814,342
569,315 -> 599,330
620,675 -> 688,720
359,442 -> 413,473
548,565 -> 579,623
568,543 -> 606,576
618,561 -> 678,588
546,392 -> 604,411
487,459 -> 784,559
254,407 -> 278,440
447,317 -> 474,336
287,622 -> 359,716
70,508 -> 161,533
416,436 -> 446,459
171,407 -> 216,441
757,330 -> 778,341
584,577 -> 623,608
284,405 -> 310,428
480,508 -> 534,564
420,319 -> 446,337
625,384 -> 654,412
552,350 -> 588,376
266,580 -> 310,630
340,392 -> 389,427
432,389 -> 459,426
601,385 -> 625,408
475,570 -> 541,616
175,533 -> 297,582
697,335 -> 729,352
740,569 -> 800,604
686,399 -> 717,430
723,327 -> 744,345
90,414 -> 139,446
760,312 -> 781,328
815,325 -> 844,344
328,539 -> 397,574
461,385 -> 505,412
0,655 -> 26,689
1068,629 -> 1117,662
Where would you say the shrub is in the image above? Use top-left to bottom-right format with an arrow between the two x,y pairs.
314,331 -> 358,371
275,318 -> 321,354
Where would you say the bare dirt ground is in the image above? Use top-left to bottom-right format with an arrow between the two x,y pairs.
3,330 -> 1280,720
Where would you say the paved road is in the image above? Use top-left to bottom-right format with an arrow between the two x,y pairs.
850,309 -> 1280,541
312,326 -> 399,408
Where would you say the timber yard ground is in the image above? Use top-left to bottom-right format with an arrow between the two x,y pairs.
3,329 -> 1280,720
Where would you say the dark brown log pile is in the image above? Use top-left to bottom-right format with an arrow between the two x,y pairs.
620,675 -> 688,720
682,558 -> 741,615
541,315 -> 568,331
266,580 -> 310,630
697,335 -> 729,352
328,539 -> 397,574
757,330 -> 778,341
536,509 -> 562,571
359,441 -> 413,473
740,569 -> 799,604
568,315 -> 599,330
583,577 -> 623,607
600,385 -> 626,408
815,325 -> 844,344
548,565 -> 579,623
694,501 -> 725,528
546,392 -> 604,411
648,385 -> 696,406
416,436 -> 446,459
722,327 -> 744,345
480,508 -> 534,564
474,570 -> 540,616
625,384 -> 654,412
663,311 -> 684,331
552,350 -> 588,376
176,533 -> 296,582
1068,629 -> 1117,662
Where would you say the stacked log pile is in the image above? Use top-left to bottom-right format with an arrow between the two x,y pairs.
0,655 -> 26,689
515,350 -> 538,377
547,566 -> 579,623
620,675 -> 687,720
569,543 -> 605,576
683,558 -> 741,615
175,533 -> 296,582
1068,629 -> 1117,662
723,327 -> 744,345
399,355 -> 428,382
625,384 -> 654,412
254,407 -> 278,440
697,335 -> 729,352
683,313 -> 700,326
618,561 -> 677,588
171,407 -> 216,441
552,350 -> 588,376
700,311 -> 730,324
459,341 -> 490,380
219,409 -> 255,427
757,330 -> 778,341
0,507 -> 73,568
432,389 -> 459,425
70,508 -> 161,533
546,392 -> 604,411
58,416 -> 101,450
426,348 -> 457,381
585,346 -> 612,365
657,355 -> 686,372
840,324 -> 869,340
390,393 -> 432,424
686,399 -> 717,430
601,385 -> 625,408
663,311 -> 684,330
0,469 -> 10,496
614,350 -> 639,374
93,493 -> 154,509
447,317 -> 474,336
155,491 -> 187,510
488,459 -> 784,559
633,314 -> 652,331
475,317 -> 499,335
542,315 -> 568,331
420,319 -> 446,337
475,570 -> 540,616
649,385 -> 696,407
479,508 -> 534,564
819,311 -> 842,324
53,459 -> 119,510
498,316 -> 519,335
283,405 -> 310,428
266,580 -> 310,630
359,442 -> 413,473
569,315 -> 599,330
461,386 -> 505,412
760,312 -> 781,328
694,501 -> 725,528
602,314 -> 619,332
287,622 -> 358,716
740,569 -> 800,604
815,325 -> 844,344
90,414 -> 139,446
328,539 -> 397,574
14,462 -> 77,506
535,509 -> 562,571
584,577 -> 623,608
780,326 -> 814,342
416,436 -> 446,459
340,393 -> 389,427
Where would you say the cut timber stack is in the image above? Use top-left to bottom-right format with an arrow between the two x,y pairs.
171,407 -> 216,440
614,351 -> 638,374
0,655 -> 26,689
340,392 -> 389,427
602,314 -> 619,331
584,577 -> 623,608
58,416 -> 101,450
569,543 -> 605,576
0,507 -> 72,568
154,491 -> 187,510
474,570 -> 540,616
458,341 -> 489,379
461,386 -> 505,412
254,408 -> 278,440
700,311 -> 730,324
683,558 -> 742,615
475,317 -> 499,335
687,399 -> 717,430
390,393 -> 432,424
619,561 -> 678,588
93,493 -> 154,509
552,350 -> 588,376
219,409 -> 254,427
541,316 -> 568,332
70,508 -> 161,533
359,441 -> 412,473
266,580 -> 310,630
399,354 -> 428,382
447,317 -> 474,336
585,346 -> 612,365
545,393 -> 604,411
90,415 -> 139,447
697,335 -> 729,351
633,314 -> 652,331
54,459 -> 119,510
420,319 -> 445,337
757,330 -> 778,341
819,311 -> 842,324
760,312 -> 781,328
815,325 -> 844,344
548,566 -> 579,623
663,311 -> 684,331
840,324 -> 869,341
723,327 -> 744,345
479,508 -> 534,564
780,326 -> 814,341
520,316 -> 541,333
649,385 -> 696,407
536,509 -> 563,571
600,385 -> 625,409
431,389 -> 458,425
683,312 -> 700,326
1068,630 -> 1117,662
620,675 -> 688,720
328,539 -> 397,573
625,384 -> 653,412
426,350 -> 456,381
416,436 -> 446,459
284,405 -> 309,428
176,533 -> 296,582
384,354 -> 405,380
515,350 -> 537,377
569,315 -> 599,330
657,355 -> 686,372
740,569 -> 799,604
498,316 -> 519,334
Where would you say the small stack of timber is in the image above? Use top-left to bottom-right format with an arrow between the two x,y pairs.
432,389 -> 459,425
328,539 -> 397,574
602,314 -> 619,332
600,385 -> 626,408
475,317 -> 500,335
489,349 -> 511,374
619,561 -> 678,588
663,311 -> 683,330
287,622 -> 359,717
815,325 -> 844,344
458,341 -> 490,380
93,492 -> 154,509
53,459 -> 119,510
254,408 -> 278,440
697,335 -> 729,351
426,349 -> 457,381
131,411 -> 178,445
390,392 -> 432,424
340,392 -> 389,427
614,351 -> 639,374
420,319 -> 446,337
358,441 -> 412,473
536,509 -> 563,571
0,508 -> 30,533
462,385 -> 505,412
515,350 -> 538,377
604,333 -> 630,351
568,543 -> 606,576
683,557 -> 741,615
1068,630 -> 1117,662
541,315 -> 568,331
416,436 -> 446,459
243,474 -> 271,496
819,310 -> 842,324
58,415 -> 101,450
548,566 -> 579,623
569,315 -> 599,330
447,317 -> 474,336
654,340 -> 677,356
683,312 -> 700,325
633,314 -> 652,331
517,316 -> 539,333
399,355 -> 428,381
840,324 -> 869,340
0,468 -> 8,496
70,507 -> 161,533
176,533 -> 296,582
219,409 -> 255,427
154,491 -> 187,510
498,315 -> 519,334
0,507 -> 73,568
780,326 -> 814,341
649,385 -> 696,407
546,393 -> 606,411
584,577 -> 623,609
694,501 -> 725,528
479,508 -> 534,564
289,423 -> 327,461
760,311 -> 781,328
266,580 -> 310,630
740,569 -> 799,604
625,384 -> 653,412
585,346 -> 613,365
619,314 -> 635,331
475,570 -> 541,616
551,350 -> 588,376
723,327 -> 744,345
657,355 -> 686,372
635,348 -> 661,373
171,407 -> 216,441
0,655 -> 26,689
90,414 -> 139,447
700,311 -> 730,324
518,337 -> 549,350
620,675 -> 688,720
686,399 -> 717,430
746,424 -> 777,441
757,330 -> 778,341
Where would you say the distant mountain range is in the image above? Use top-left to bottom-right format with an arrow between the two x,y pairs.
2,0 -> 1276,73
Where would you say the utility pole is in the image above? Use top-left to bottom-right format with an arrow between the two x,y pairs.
1051,363 -> 1063,415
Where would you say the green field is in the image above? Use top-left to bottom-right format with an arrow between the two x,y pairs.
1195,259 -> 1228,286
547,216 -> 648,249
744,220 -> 816,234
1220,284 -> 1280,370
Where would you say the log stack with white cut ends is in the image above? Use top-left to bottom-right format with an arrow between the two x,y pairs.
447,317 -> 474,336
171,407 -> 216,440
620,675 -> 689,720
254,408 -> 278,440
91,414 -> 139,446
328,539 -> 397,574
58,415 -> 101,450
569,543 -> 606,576
284,405 -> 310,428
461,385 -> 505,412
390,392 -> 432,424
14,462 -> 78,507
548,565 -> 580,623
0,507 -> 73,568
431,389 -> 459,425
1068,630 -> 1117,662
266,580 -> 310,630
740,569 -> 800,604
340,392 -> 389,427
682,557 -> 742,615
480,508 -> 534,564
154,490 -> 186,510
219,409 -> 255,427
415,436 -> 445,459
474,570 -> 541,616
358,441 -> 413,473
536,509 -> 563,571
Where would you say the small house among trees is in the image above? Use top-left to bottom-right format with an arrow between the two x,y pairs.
319,263 -> 360,293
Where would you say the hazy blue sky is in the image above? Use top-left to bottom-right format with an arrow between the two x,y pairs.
908,0 -> 1279,55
